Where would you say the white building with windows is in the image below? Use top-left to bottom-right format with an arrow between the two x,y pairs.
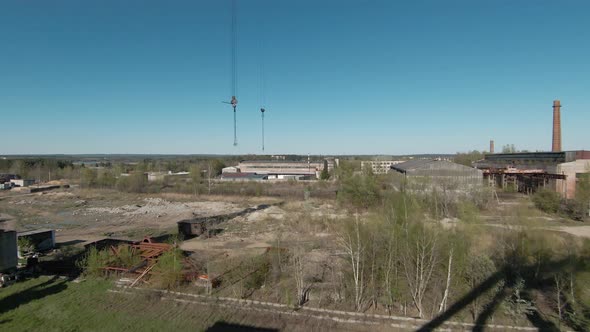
361,160 -> 404,174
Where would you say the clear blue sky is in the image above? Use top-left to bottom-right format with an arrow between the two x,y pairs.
1,0 -> 589,155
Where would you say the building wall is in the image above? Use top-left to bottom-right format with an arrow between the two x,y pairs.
556,160 -> 590,199
222,166 -> 239,174
18,230 -> 55,252
0,230 -> 18,273
238,161 -> 330,176
10,179 -> 35,187
361,161 -> 404,174
147,173 -> 166,182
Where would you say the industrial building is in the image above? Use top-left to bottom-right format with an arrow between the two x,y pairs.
147,171 -> 190,182
10,179 -> 35,187
391,159 -> 483,188
17,229 -> 55,253
475,151 -> 590,198
361,160 -> 404,174
0,174 -> 34,189
0,230 -> 18,273
221,159 -> 336,180
220,173 -> 268,181
221,166 -> 239,173
475,100 -> 590,198
0,173 -> 18,184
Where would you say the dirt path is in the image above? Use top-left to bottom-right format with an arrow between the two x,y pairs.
556,226 -> 590,238
110,285 -> 540,331
482,223 -> 590,239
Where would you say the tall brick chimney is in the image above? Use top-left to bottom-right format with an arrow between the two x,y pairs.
490,140 -> 494,154
552,100 -> 562,152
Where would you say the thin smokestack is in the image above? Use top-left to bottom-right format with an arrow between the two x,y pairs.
490,140 -> 494,154
552,100 -> 562,152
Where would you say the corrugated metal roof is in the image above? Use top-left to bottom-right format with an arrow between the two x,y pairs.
391,159 -> 477,173
18,229 -> 54,236
239,160 -> 322,165
391,159 -> 438,172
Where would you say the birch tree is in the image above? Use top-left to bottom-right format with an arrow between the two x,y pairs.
337,215 -> 366,311
401,221 -> 439,318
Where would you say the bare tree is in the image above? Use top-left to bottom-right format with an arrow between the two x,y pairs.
438,247 -> 453,313
554,273 -> 567,322
190,165 -> 202,197
337,215 -> 366,311
292,247 -> 310,306
207,162 -> 212,194
401,222 -> 438,318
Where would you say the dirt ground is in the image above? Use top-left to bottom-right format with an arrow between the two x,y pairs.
0,187 -> 348,257
179,201 -> 343,256
0,188 -> 285,245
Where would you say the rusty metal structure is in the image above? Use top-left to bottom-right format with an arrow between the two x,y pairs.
475,151 -> 590,197
102,237 -> 172,285
552,100 -> 562,152
99,237 -> 217,288
480,167 -> 566,195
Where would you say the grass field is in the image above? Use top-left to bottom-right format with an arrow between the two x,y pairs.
0,277 -> 207,331
0,276 -> 359,332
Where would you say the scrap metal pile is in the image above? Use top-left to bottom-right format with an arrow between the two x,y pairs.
102,237 -> 172,286
98,237 -> 208,287
101,237 -> 213,288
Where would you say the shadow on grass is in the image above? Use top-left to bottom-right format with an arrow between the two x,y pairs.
417,253 -> 589,332
0,277 -> 68,315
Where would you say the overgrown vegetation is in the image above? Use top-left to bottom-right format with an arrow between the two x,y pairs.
533,184 -> 590,221
5,156 -> 590,330
532,188 -> 561,214
151,248 -> 185,289
17,236 -> 35,256
327,191 -> 590,329
78,245 -> 144,278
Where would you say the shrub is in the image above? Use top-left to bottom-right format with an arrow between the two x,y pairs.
563,199 -> 588,221
532,189 -> 561,214
338,172 -> 381,210
79,247 -> 111,278
151,249 -> 184,289
113,245 -> 143,268
17,237 -> 35,256
457,200 -> 479,223
243,256 -> 271,292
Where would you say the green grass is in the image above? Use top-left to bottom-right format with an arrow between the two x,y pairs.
0,276 -> 226,331
0,276 -> 353,332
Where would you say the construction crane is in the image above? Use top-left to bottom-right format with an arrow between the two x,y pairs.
222,95 -> 238,146
222,0 -> 238,146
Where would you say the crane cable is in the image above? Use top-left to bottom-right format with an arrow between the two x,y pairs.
259,26 -> 266,152
231,0 -> 238,146
231,0 -> 237,99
